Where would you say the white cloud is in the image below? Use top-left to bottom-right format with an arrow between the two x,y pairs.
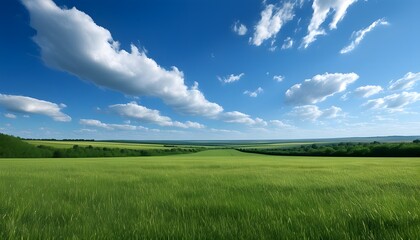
289,105 -> 321,121
222,111 -> 267,126
4,113 -> 17,119
218,73 -> 245,84
353,85 -> 383,98
281,37 -> 294,49
209,128 -> 240,134
251,2 -> 294,46
0,94 -> 71,122
289,105 -> 343,121
244,87 -> 264,97
79,119 -> 143,131
273,75 -> 285,82
109,102 -> 205,129
233,21 -> 248,36
364,92 -> 420,112
321,106 -> 344,119
268,39 -> 277,51
340,18 -> 389,54
77,128 -> 97,133
269,120 -> 293,128
22,0 -> 223,118
388,72 -> 420,91
302,0 -> 357,48
285,72 -> 358,105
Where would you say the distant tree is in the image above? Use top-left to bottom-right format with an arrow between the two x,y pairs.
413,139 -> 420,144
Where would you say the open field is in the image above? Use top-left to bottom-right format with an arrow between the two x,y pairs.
0,149 -> 419,239
25,140 -> 168,149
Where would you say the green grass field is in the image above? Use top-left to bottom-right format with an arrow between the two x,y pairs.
1,149 -> 419,239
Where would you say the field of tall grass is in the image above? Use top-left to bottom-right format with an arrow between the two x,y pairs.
0,149 -> 419,239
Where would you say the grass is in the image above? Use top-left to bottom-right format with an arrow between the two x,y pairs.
0,149 -> 419,239
25,140 -> 167,149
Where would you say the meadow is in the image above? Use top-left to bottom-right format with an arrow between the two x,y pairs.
0,149 -> 419,239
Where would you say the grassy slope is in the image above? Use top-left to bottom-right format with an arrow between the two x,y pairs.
25,140 -> 167,149
0,134 -> 51,157
0,149 -> 419,239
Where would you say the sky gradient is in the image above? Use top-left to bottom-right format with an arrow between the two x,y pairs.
1,0 -> 420,140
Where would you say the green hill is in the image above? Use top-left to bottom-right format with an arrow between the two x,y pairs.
0,133 -> 52,158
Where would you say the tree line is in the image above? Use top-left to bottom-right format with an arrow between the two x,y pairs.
238,141 -> 420,157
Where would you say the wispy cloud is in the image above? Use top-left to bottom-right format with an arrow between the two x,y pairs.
353,85 -> 383,98
244,87 -> 263,97
388,72 -> 420,91
340,18 -> 389,54
79,119 -> 142,131
273,75 -> 285,82
281,37 -> 294,49
302,0 -> 358,48
289,105 -> 344,121
233,21 -> 247,36
269,120 -> 294,128
364,92 -> 420,112
223,111 -> 267,126
251,2 -> 294,46
218,73 -> 245,84
4,113 -> 17,119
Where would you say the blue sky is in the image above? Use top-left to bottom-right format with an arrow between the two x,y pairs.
1,0 -> 420,140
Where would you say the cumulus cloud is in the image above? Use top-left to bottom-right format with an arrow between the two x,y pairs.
281,37 -> 294,49
303,0 -> 357,48
340,18 -> 389,54
244,87 -> 264,97
222,111 -> 267,126
251,2 -> 294,46
109,102 -> 205,129
364,92 -> 420,112
4,113 -> 17,119
22,0 -> 223,118
273,75 -> 285,82
0,94 -> 71,122
218,73 -> 245,84
289,105 -> 343,121
233,21 -> 248,36
388,72 -> 420,91
79,119 -> 143,131
285,72 -> 358,105
353,85 -> 383,98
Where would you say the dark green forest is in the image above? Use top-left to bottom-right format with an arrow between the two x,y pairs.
239,141 -> 420,157
0,133 -> 202,158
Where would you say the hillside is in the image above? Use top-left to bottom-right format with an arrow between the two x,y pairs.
0,133 -> 52,158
